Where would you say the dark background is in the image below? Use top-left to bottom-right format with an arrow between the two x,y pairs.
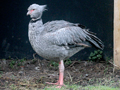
0,0 -> 113,60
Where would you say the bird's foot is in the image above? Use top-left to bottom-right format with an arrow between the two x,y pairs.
46,81 -> 65,88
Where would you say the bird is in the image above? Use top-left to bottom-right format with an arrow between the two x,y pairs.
27,3 -> 104,88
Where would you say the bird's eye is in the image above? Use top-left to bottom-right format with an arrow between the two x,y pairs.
30,9 -> 35,12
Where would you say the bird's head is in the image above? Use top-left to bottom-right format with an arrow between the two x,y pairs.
27,4 -> 47,21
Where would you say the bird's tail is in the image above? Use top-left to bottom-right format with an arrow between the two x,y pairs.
83,29 -> 104,50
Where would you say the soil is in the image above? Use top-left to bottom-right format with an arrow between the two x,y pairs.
0,58 -> 120,89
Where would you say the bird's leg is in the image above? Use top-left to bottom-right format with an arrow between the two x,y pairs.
46,60 -> 65,88
56,60 -> 65,88
59,60 -> 64,84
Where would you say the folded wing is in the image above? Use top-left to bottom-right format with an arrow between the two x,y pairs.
43,20 -> 104,50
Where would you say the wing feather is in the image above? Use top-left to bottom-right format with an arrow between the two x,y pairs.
43,20 -> 104,50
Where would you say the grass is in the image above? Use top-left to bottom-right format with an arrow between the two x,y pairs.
2,74 -> 120,90
84,85 -> 119,90
8,82 -> 120,90
9,84 -> 17,90
6,75 -> 120,90
44,85 -> 119,90
6,73 -> 120,90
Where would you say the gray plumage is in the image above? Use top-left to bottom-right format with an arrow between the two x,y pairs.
27,4 -> 104,61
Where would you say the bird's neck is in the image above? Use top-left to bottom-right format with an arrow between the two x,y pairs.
29,19 -> 43,32
30,19 -> 43,26
30,18 -> 42,23
28,19 -> 44,46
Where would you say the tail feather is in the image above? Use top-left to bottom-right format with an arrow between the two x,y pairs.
83,29 -> 104,50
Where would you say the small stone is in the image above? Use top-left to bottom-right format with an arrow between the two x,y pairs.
85,74 -> 89,77
84,62 -> 88,66
19,71 -> 24,76
35,66 -> 40,70
6,81 -> 8,83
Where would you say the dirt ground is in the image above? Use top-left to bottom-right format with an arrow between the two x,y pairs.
0,58 -> 120,89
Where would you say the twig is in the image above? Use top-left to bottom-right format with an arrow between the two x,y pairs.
109,61 -> 120,68
67,71 -> 72,82
66,61 -> 79,68
33,53 -> 44,73
109,61 -> 120,73
38,59 -> 44,73
74,80 -> 82,84
33,53 -> 37,60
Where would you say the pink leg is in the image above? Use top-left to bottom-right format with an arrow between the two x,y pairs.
46,60 -> 65,88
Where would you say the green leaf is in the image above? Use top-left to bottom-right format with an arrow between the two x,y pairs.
92,57 -> 97,60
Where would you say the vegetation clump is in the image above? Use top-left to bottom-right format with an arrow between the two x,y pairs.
89,50 -> 103,62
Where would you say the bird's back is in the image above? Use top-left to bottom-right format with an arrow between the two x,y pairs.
42,20 -> 104,50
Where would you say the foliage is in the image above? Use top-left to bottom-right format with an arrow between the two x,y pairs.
18,58 -> 26,66
49,61 -> 59,69
105,56 -> 111,64
9,60 -> 16,68
0,71 -> 3,74
49,58 -> 72,69
64,58 -> 72,66
10,84 -> 17,90
89,50 -> 103,62
9,58 -> 26,68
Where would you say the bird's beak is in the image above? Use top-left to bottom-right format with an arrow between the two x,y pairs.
27,11 -> 30,15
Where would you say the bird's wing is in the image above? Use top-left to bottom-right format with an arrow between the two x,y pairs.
43,21 -> 104,50
42,20 -> 85,33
